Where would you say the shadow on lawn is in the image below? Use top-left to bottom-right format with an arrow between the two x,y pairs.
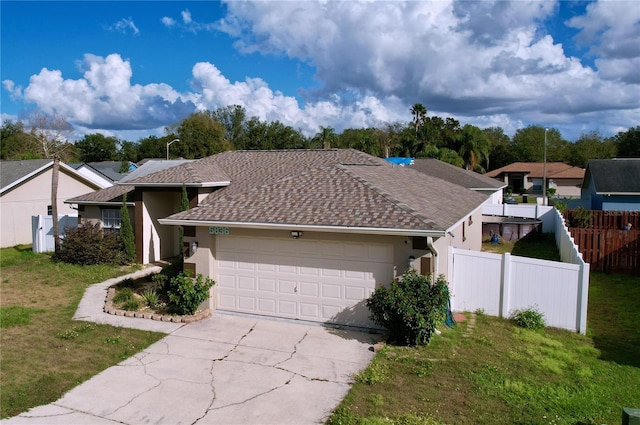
588,272 -> 640,368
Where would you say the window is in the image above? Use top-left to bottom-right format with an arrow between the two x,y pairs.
47,205 -> 52,215
102,209 -> 121,233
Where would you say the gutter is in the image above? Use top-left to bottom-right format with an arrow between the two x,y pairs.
427,236 -> 439,275
157,218 -> 446,238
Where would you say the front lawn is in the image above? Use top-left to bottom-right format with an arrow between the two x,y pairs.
328,273 -> 640,424
0,246 -> 165,419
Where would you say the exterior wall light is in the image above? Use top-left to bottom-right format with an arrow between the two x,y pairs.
409,256 -> 416,269
290,231 -> 302,239
190,241 -> 198,256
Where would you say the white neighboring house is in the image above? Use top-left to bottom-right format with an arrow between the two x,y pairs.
0,159 -> 104,247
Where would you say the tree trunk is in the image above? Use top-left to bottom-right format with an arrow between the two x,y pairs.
52,155 -> 60,253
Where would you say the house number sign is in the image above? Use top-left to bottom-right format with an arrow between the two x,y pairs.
209,226 -> 230,235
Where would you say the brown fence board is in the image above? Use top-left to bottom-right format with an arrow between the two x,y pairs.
565,210 -> 640,230
569,227 -> 639,275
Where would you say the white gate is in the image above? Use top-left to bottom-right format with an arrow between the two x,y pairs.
31,215 -> 78,253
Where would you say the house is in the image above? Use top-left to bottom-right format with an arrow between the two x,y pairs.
580,158 -> 640,211
407,158 -> 506,204
486,162 -> 585,198
0,159 -> 103,247
69,161 -> 137,188
67,149 -> 488,328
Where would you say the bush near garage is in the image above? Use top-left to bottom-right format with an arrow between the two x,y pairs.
167,272 -> 216,315
367,271 -> 450,346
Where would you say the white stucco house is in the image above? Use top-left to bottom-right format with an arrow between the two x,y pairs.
0,159 -> 104,248
66,149 -> 488,328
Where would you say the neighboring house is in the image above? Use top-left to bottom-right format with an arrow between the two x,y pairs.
486,162 -> 585,198
67,150 -> 488,328
408,158 -> 506,204
580,158 -> 640,211
69,161 -> 137,188
0,159 -> 103,247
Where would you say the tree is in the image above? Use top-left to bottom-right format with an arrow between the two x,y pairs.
120,191 -> 135,262
410,103 -> 427,134
457,124 -> 490,171
0,120 -> 39,159
118,140 -> 139,163
75,133 -> 119,162
28,112 -> 74,253
313,126 -> 337,149
136,135 -> 166,160
569,131 -> 616,168
210,105 -> 247,147
612,126 -> 640,157
511,126 -> 567,163
176,112 -> 231,158
483,127 -> 515,171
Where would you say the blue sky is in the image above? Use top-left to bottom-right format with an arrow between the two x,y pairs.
2,1 -> 639,142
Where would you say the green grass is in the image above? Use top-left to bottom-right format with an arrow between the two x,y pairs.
483,232 -> 560,261
0,245 -> 164,419
328,274 -> 640,425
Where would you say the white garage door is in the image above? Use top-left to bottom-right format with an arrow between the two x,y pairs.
216,235 -> 394,328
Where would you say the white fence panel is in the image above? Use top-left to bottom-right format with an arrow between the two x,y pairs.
508,256 -> 580,330
449,249 -> 503,316
449,246 -> 588,334
483,204 -> 555,231
31,215 -> 78,253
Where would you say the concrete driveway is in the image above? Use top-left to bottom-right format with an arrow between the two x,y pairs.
3,313 -> 380,425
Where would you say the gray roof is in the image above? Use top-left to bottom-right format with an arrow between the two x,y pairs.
66,185 -> 133,204
409,158 -> 505,190
85,161 -> 132,181
119,160 -> 194,183
585,158 -> 640,194
1,159 -> 51,192
164,150 -> 487,232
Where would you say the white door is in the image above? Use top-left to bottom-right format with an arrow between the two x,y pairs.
215,235 -> 393,327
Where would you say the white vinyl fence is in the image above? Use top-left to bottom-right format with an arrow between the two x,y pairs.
451,206 -> 590,334
32,214 -> 78,253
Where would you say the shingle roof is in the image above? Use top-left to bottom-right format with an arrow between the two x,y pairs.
164,149 -> 487,232
585,158 -> 640,194
120,159 -> 229,186
1,159 -> 51,192
409,158 -> 505,190
485,162 -> 585,179
66,185 -> 133,204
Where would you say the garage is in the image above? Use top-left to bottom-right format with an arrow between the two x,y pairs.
215,235 -> 394,328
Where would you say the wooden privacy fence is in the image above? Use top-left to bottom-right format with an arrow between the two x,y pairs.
565,210 -> 640,275
569,228 -> 639,275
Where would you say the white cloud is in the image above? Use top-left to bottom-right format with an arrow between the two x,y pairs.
107,17 -> 140,35
2,80 -> 22,100
161,16 -> 176,27
181,10 -> 192,24
22,54 -> 196,130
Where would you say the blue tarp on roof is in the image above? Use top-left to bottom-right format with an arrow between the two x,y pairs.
385,157 -> 415,166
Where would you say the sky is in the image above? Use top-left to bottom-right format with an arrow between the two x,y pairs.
1,0 -> 639,143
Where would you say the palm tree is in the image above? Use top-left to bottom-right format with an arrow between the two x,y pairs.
458,124 -> 490,171
410,103 -> 427,134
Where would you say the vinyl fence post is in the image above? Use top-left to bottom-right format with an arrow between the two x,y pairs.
577,261 -> 590,334
500,253 -> 512,318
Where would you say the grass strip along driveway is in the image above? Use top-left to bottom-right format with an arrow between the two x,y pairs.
0,246 -> 164,419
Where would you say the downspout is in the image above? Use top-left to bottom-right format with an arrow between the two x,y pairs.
427,236 -> 438,276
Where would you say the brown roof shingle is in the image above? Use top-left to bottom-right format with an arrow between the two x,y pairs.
485,162 -> 585,179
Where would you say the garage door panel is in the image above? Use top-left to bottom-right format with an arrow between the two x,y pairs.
238,277 -> 255,290
258,278 -> 276,292
278,300 -> 297,316
299,281 -> 319,296
216,236 -> 393,327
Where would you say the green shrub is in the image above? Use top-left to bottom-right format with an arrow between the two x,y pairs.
511,307 -> 546,330
54,223 -> 126,265
120,192 -> 136,263
366,271 -> 450,346
113,287 -> 134,304
121,299 -> 140,311
141,289 -> 160,308
167,272 -> 215,315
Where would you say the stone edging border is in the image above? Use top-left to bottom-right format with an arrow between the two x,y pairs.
104,287 -> 211,324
